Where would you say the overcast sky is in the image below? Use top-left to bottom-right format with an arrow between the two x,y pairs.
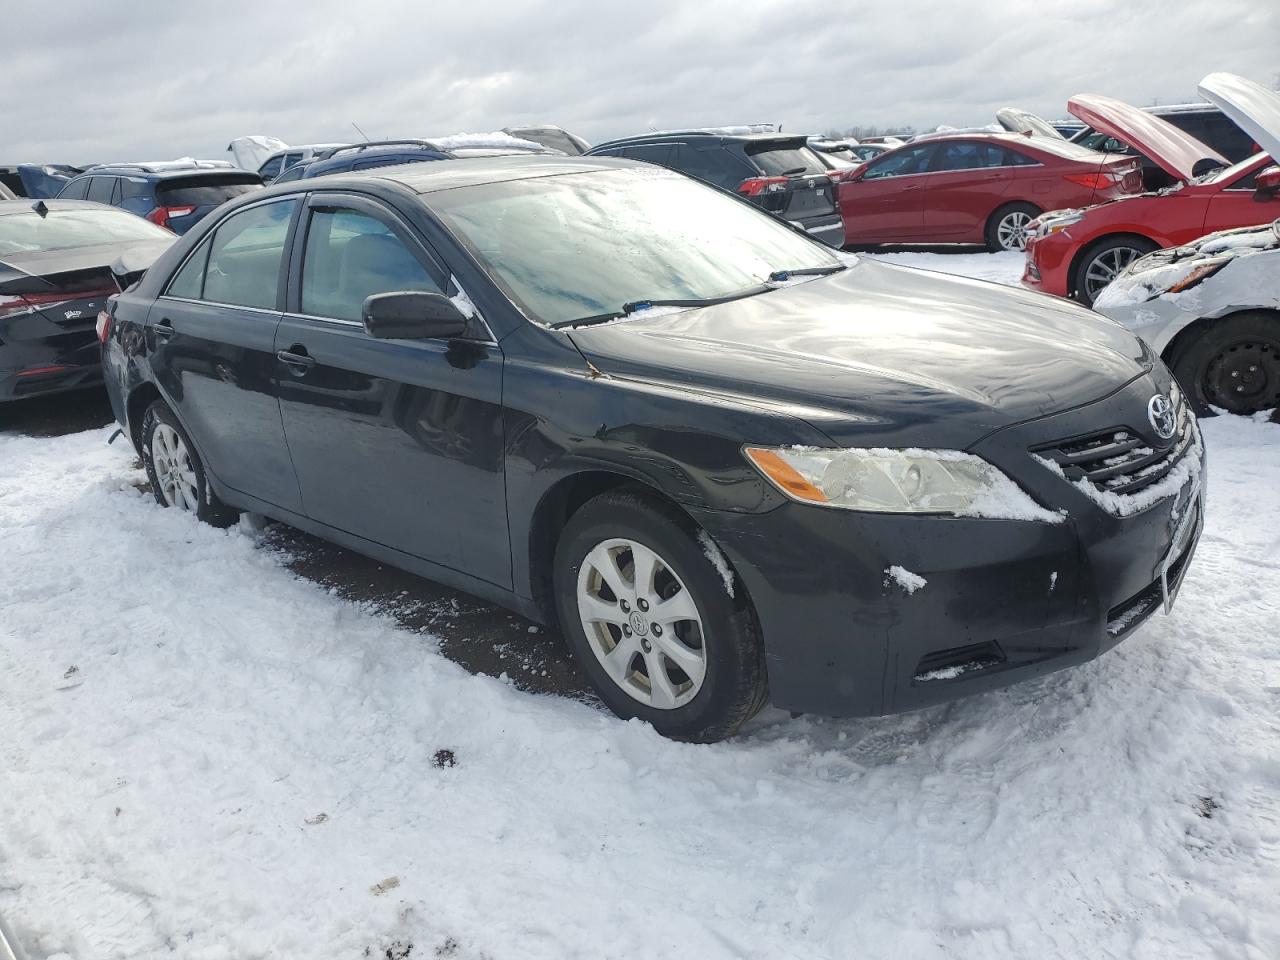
6,0 -> 1277,164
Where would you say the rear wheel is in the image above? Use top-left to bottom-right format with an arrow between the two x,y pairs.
1168,312 -> 1280,416
553,488 -> 767,742
141,401 -> 239,526
985,202 -> 1039,252
1073,236 -> 1157,305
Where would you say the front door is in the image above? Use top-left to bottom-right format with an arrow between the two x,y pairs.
148,196 -> 303,512
841,143 -> 936,243
274,193 -> 512,588
1201,161 -> 1279,235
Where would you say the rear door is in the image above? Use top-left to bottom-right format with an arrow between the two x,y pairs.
148,196 -> 303,511
839,143 -> 936,242
274,193 -> 511,587
921,140 -> 1015,240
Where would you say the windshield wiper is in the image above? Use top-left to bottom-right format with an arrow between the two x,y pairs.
778,166 -> 808,176
767,263 -> 847,282
551,283 -> 771,329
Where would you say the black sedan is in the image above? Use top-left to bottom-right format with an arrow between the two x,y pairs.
100,157 -> 1205,741
1,200 -> 173,401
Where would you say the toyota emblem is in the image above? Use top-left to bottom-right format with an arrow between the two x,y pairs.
1147,394 -> 1178,440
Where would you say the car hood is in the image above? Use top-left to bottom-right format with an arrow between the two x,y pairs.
567,258 -> 1152,448
996,107 -> 1065,140
1068,94 -> 1227,183
1198,72 -> 1280,166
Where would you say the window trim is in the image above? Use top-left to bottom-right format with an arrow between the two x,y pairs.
285,190 -> 495,342
157,194 -> 302,312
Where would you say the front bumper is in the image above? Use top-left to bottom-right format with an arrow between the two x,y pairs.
1021,231 -> 1076,299
691,376 -> 1206,717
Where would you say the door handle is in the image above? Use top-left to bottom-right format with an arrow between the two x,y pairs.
153,318 -> 174,341
276,346 -> 315,376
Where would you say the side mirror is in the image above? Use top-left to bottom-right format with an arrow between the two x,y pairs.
362,291 -> 468,340
1253,165 -> 1280,203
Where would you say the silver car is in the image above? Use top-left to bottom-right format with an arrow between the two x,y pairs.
1093,72 -> 1280,416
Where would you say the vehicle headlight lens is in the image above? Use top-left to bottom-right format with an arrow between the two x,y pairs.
1035,212 -> 1084,237
1165,257 -> 1231,293
743,446 -> 1055,519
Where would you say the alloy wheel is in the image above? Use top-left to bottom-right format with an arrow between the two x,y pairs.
1083,246 -> 1142,300
1203,339 -> 1280,415
576,537 -> 707,710
996,211 -> 1033,251
152,423 -> 199,511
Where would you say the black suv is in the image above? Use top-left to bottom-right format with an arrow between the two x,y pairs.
55,161 -> 263,234
586,131 -> 845,247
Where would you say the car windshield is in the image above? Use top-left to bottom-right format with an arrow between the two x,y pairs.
0,206 -> 172,257
429,167 -> 841,327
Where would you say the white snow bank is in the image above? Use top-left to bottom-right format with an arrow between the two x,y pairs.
1,391 -> 1279,959
884,565 -> 927,595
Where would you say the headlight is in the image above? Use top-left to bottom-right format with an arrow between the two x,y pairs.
1165,257 -> 1231,293
743,446 -> 1060,521
1033,211 -> 1084,237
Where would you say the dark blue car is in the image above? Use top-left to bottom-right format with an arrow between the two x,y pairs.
55,162 -> 262,234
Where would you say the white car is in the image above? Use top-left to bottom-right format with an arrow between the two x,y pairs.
1093,72 -> 1280,417
1094,218 -> 1280,416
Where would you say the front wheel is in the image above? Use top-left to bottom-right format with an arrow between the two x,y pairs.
141,401 -> 239,526
553,488 -> 768,742
1073,236 -> 1157,305
1168,312 -> 1280,416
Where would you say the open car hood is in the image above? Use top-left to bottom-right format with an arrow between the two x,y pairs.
226,136 -> 287,171
1068,94 -> 1227,182
1198,72 -> 1280,167
996,107 -> 1065,140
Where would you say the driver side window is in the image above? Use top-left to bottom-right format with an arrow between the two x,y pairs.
300,208 -> 443,322
863,145 -> 935,179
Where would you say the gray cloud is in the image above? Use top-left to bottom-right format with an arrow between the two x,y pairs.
5,0 -> 1276,165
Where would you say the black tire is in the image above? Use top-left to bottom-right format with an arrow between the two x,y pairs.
984,202 -> 1040,253
1167,312 -> 1280,417
553,487 -> 768,742
140,400 -> 239,527
1071,235 -> 1157,306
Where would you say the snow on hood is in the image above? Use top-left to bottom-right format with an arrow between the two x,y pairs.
226,136 -> 288,171
1068,94 -> 1226,183
996,107 -> 1065,140
1198,72 -> 1280,168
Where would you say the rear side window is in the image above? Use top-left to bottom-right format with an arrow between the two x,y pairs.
616,144 -> 677,167
745,144 -> 826,176
57,177 -> 91,200
673,145 -> 752,189
301,208 -> 442,321
86,177 -> 116,203
200,199 -> 297,309
119,177 -> 152,201
156,176 -> 262,208
166,239 -> 211,299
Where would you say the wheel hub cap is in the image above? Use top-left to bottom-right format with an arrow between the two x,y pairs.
1205,340 -> 1280,414
152,423 -> 199,512
998,212 -> 1031,251
1084,246 -> 1142,299
576,537 -> 707,710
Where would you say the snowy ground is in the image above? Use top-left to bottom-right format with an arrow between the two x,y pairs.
2,252 -> 1279,960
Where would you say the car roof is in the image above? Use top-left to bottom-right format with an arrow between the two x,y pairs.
77,164 -> 257,181
267,155 -> 644,197
0,198 -> 120,217
590,131 -> 805,150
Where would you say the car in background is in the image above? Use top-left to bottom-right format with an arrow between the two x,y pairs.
100,155 -> 1202,742
1023,72 -> 1278,306
585,130 -> 844,247
1071,101 -> 1259,188
1,199 -> 174,401
836,133 -> 1142,251
55,161 -> 263,234
504,125 -> 590,155
257,143 -> 348,182
1094,218 -> 1280,416
0,182 -> 14,201
292,135 -> 559,180
1,164 -> 92,199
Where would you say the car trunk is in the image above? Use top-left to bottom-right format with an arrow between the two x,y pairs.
155,175 -> 262,233
743,140 -> 838,222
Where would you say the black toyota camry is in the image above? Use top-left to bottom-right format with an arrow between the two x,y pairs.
1,200 -> 174,401
100,156 -> 1205,741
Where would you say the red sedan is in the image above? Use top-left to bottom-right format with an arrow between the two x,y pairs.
835,133 -> 1142,251
1023,76 -> 1278,305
